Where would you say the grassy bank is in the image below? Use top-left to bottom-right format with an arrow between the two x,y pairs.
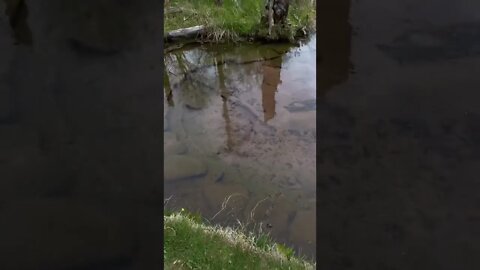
164,0 -> 316,42
164,210 -> 315,269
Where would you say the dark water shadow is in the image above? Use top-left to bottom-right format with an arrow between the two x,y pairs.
317,0 -> 352,95
378,22 -> 480,64
317,0 -> 480,269
4,0 -> 32,45
0,0 -> 163,269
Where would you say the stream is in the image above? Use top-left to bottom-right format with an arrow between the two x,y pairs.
164,35 -> 317,260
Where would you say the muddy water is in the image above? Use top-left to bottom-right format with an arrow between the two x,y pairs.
164,37 -> 316,259
318,0 -> 480,269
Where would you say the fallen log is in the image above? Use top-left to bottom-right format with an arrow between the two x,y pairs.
165,25 -> 205,41
165,7 -> 182,14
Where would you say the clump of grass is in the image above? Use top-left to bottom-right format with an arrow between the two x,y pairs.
200,25 -> 240,43
164,0 -> 316,43
288,1 -> 316,38
164,210 -> 315,269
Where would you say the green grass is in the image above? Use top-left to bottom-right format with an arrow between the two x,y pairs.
164,0 -> 316,42
164,210 -> 315,269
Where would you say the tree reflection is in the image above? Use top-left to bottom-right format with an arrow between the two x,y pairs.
261,56 -> 283,122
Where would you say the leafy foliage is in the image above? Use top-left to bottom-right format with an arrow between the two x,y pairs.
164,0 -> 316,42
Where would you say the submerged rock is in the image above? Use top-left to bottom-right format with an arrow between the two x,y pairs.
164,155 -> 207,182
284,99 -> 316,112
203,159 -> 225,183
164,132 -> 187,155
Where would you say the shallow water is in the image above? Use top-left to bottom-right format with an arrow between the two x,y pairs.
164,36 -> 317,259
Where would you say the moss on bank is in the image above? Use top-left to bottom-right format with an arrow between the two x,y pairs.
164,210 -> 315,269
164,0 -> 316,43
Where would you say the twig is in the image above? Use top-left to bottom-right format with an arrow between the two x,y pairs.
210,193 -> 247,221
164,195 -> 173,206
249,196 -> 270,223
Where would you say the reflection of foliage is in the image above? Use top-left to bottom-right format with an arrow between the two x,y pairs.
164,41 -> 293,114
164,62 -> 174,107
167,51 -> 217,109
179,77 -> 211,110
164,41 -> 294,112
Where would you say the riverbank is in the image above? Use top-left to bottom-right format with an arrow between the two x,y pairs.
164,210 -> 315,269
164,0 -> 316,43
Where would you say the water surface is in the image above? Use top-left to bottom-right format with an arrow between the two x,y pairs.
164,35 -> 317,259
